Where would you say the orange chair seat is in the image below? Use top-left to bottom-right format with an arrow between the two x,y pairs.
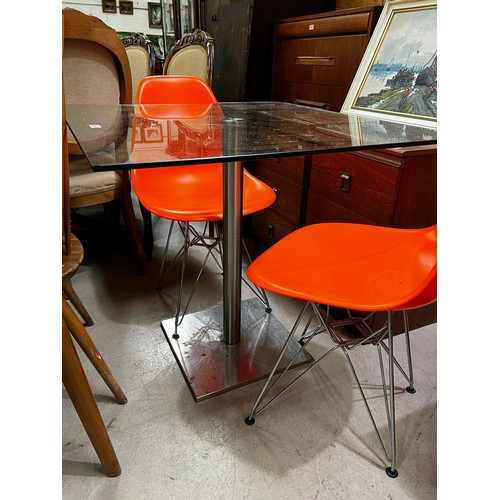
247,223 -> 437,312
131,164 -> 276,222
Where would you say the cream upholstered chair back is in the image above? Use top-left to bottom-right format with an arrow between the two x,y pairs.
64,39 -> 121,105
163,29 -> 214,87
62,8 -> 132,105
62,7 -> 146,274
62,8 -> 132,155
122,33 -> 155,103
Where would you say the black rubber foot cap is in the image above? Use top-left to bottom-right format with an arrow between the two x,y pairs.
244,417 -> 255,425
386,467 -> 399,478
173,333 -> 179,339
406,386 -> 416,394
155,286 -> 162,291
266,307 -> 272,313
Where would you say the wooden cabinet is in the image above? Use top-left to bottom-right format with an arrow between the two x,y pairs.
272,7 -> 381,111
306,146 -> 437,229
203,0 -> 334,102
250,7 -> 437,332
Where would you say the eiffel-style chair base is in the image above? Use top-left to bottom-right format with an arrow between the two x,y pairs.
156,220 -> 271,338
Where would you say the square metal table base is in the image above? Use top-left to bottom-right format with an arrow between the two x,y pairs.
161,298 -> 314,402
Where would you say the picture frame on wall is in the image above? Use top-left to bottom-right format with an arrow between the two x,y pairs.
119,1 -> 134,15
102,0 -> 117,13
143,123 -> 163,143
341,0 -> 437,128
148,2 -> 162,29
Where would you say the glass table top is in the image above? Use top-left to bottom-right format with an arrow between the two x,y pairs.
66,101 -> 437,171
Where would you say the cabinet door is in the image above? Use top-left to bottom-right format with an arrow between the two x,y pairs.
252,155 -> 305,245
307,152 -> 401,226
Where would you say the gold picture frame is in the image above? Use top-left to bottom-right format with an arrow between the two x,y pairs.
341,0 -> 437,128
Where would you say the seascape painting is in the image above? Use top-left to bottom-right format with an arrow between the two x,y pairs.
342,0 -> 437,128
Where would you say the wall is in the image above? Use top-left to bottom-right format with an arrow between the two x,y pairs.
62,0 -> 161,35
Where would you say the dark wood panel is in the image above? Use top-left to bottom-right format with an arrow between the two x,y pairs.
273,35 -> 368,87
391,147 -> 437,228
309,153 -> 401,226
255,165 -> 302,225
272,80 -> 349,112
252,210 -> 298,246
306,194 -> 378,225
255,156 -> 305,184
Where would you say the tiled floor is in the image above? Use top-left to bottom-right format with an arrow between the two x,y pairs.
62,200 -> 437,499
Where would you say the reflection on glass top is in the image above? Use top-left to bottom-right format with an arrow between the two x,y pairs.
66,102 -> 437,171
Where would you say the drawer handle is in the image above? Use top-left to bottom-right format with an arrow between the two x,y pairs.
293,98 -> 330,110
272,187 -> 279,203
295,56 -> 335,66
267,224 -> 275,239
340,173 -> 352,193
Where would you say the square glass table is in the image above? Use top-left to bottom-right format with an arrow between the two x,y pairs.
67,101 -> 437,401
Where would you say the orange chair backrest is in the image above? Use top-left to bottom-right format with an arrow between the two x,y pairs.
136,75 -> 217,105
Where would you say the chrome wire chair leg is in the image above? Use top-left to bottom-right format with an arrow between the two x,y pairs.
378,310 -> 415,393
173,225 -> 190,339
343,313 -> 398,477
177,234 -> 220,327
343,350 -> 391,463
245,302 -> 340,424
245,302 -> 311,424
156,220 -> 175,290
171,223 -> 221,335
402,310 -> 416,393
386,311 -> 398,478
241,238 -> 272,313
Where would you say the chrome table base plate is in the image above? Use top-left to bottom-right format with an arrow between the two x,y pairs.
161,298 -> 314,402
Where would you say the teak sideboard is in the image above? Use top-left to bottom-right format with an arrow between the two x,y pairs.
250,7 -> 437,333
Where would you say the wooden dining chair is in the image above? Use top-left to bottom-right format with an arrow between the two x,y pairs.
163,29 -> 215,87
121,33 -> 156,104
63,19 -> 127,476
62,7 -> 146,275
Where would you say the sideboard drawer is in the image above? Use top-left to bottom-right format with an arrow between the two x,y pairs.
275,11 -> 373,39
255,156 -> 304,185
309,153 -> 401,226
274,35 -> 369,88
255,164 -> 302,225
252,210 -> 297,246
306,194 -> 378,226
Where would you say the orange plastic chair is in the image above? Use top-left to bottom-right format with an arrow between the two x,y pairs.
131,76 -> 276,333
244,223 -> 437,478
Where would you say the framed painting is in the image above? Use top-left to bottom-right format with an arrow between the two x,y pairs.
341,0 -> 437,128
102,0 -> 117,13
143,123 -> 163,143
119,1 -> 134,14
148,2 -> 162,29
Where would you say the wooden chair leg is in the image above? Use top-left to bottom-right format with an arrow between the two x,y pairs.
139,201 -> 153,262
62,298 -> 127,404
62,318 -> 122,477
63,280 -> 94,326
120,192 -> 146,275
